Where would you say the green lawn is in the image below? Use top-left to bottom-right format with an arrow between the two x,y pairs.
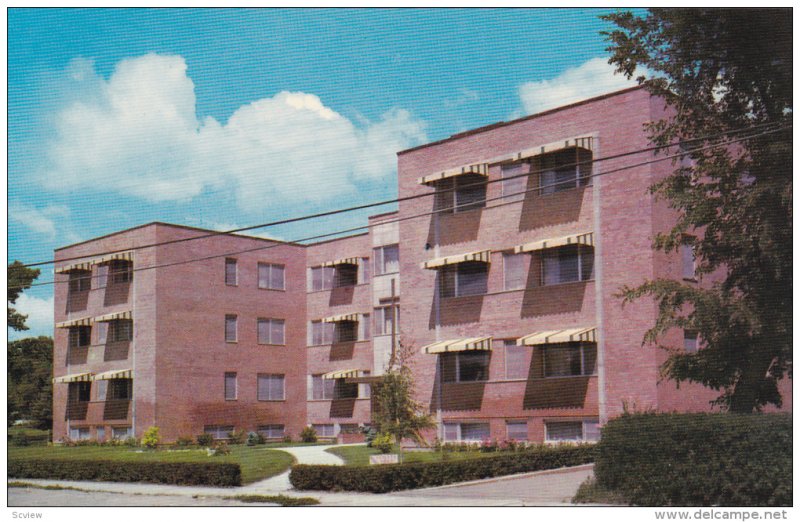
9,445 -> 295,485
326,445 -> 502,466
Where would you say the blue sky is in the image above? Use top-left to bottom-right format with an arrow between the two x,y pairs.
8,8 -> 639,339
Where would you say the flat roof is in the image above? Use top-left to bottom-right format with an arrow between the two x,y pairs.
397,85 -> 646,155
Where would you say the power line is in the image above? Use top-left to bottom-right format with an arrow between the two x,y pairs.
15,124 -> 789,291
15,120 -> 788,269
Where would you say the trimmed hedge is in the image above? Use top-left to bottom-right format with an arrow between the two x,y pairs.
594,413 -> 792,506
9,458 -> 242,487
290,444 -> 595,492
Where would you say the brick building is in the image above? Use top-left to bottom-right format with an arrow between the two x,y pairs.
51,86 -> 791,444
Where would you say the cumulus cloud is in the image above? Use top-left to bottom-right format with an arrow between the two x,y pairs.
41,54 -> 427,212
9,204 -> 70,239
8,293 -> 54,340
518,57 -> 637,115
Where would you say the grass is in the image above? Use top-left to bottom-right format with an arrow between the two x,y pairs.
9,445 -> 295,485
326,445 -> 505,466
572,477 -> 629,505
227,494 -> 320,506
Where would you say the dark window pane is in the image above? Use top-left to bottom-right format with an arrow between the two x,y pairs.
458,351 -> 489,381
440,266 -> 456,298
455,174 -> 486,212
457,262 -> 488,296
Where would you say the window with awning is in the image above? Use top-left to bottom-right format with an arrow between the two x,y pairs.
517,327 -> 596,346
321,313 -> 360,323
56,317 -> 93,329
513,232 -> 593,254
417,162 -> 489,186
422,250 -> 491,270
55,261 -> 93,274
94,310 -> 132,322
92,369 -> 132,380
52,372 -> 94,384
421,336 -> 493,354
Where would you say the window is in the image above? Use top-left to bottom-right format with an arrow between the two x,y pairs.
225,315 -> 238,342
68,271 -> 91,293
335,321 -> 358,343
69,427 -> 91,440
71,381 -> 91,402
434,175 -> 487,213
442,351 -> 490,383
96,322 -> 108,344
443,422 -> 490,442
258,263 -> 285,290
440,261 -> 488,298
258,424 -> 285,439
542,343 -> 597,378
312,375 -> 336,400
506,421 -> 528,441
545,420 -> 600,442
311,266 -> 335,291
112,426 -> 133,440
504,341 -> 528,380
310,321 -> 334,345
539,148 -> 592,195
224,372 -> 237,400
334,265 -> 358,288
374,244 -> 400,275
684,330 -> 699,353
96,380 -> 107,401
96,427 -> 105,441
374,306 -> 398,336
225,258 -> 237,286
312,424 -> 336,438
681,241 -> 696,280
69,326 -> 92,348
108,379 -> 132,400
257,318 -> 285,345
542,245 -> 594,285
95,265 -> 108,289
109,320 -> 133,342
257,374 -> 285,401
334,379 -> 359,400
503,253 -> 526,290
501,163 -> 527,202
110,260 -> 133,284
204,425 -> 234,440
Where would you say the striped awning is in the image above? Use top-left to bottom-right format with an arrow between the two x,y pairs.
92,369 -> 132,381
511,135 -> 594,162
95,310 -> 132,322
322,369 -> 367,380
417,163 -> 489,186
321,257 -> 359,268
55,261 -> 93,274
322,313 -> 360,323
92,251 -> 133,265
422,250 -> 491,270
52,372 -> 93,384
517,327 -> 597,346
55,317 -> 93,328
513,232 -> 593,254
421,336 -> 493,354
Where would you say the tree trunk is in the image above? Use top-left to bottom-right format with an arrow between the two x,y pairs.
728,350 -> 774,413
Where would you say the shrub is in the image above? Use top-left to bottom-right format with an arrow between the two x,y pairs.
173,436 -> 194,448
9,458 -> 241,486
290,444 -> 595,493
141,427 -> 160,449
227,429 -> 245,445
282,434 -> 293,443
594,413 -> 792,506
479,439 -> 499,453
123,437 -> 138,447
246,432 -> 266,446
362,425 -> 378,446
11,432 -> 31,447
300,426 -> 318,443
196,433 -> 214,447
212,442 -> 231,456
371,432 -> 394,454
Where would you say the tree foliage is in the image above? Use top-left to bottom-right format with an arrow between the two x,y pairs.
372,340 -> 435,446
604,9 -> 792,412
8,336 -> 53,429
8,261 -> 41,331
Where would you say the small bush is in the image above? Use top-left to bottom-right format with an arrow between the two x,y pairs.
11,432 -> 31,447
594,413 -> 792,506
246,432 -> 266,446
282,434 -> 293,443
141,427 -> 160,449
213,442 -> 231,456
9,458 -> 241,486
173,436 -> 194,448
479,439 -> 499,453
227,429 -> 245,445
300,426 -> 318,443
290,444 -> 595,493
123,437 -> 138,447
196,433 -> 214,447
372,432 -> 394,454
362,425 -> 378,446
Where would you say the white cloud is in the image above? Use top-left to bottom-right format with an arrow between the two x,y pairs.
518,57 -> 637,115
9,204 -> 70,239
41,54 -> 427,212
8,293 -> 54,340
